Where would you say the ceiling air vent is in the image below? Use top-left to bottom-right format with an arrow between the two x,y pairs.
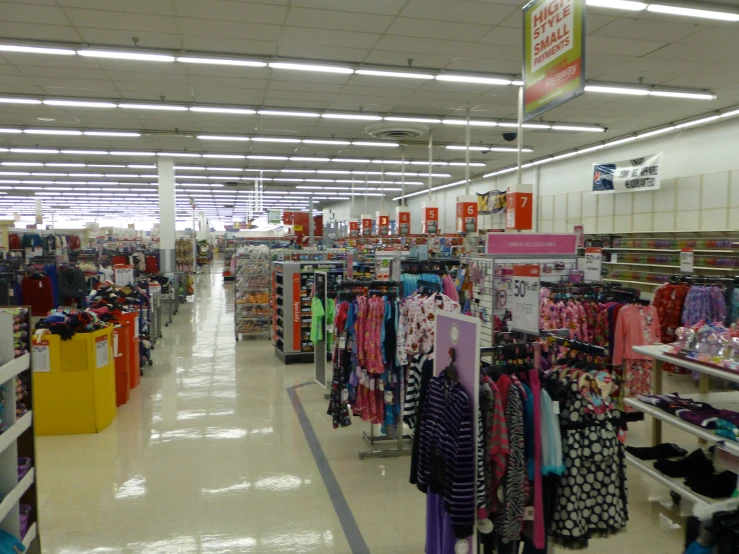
365,122 -> 429,141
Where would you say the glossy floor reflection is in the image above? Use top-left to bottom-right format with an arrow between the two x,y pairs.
36,262 -> 693,553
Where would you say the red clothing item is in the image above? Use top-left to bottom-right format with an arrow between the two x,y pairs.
612,304 -> 661,366
21,275 -> 55,316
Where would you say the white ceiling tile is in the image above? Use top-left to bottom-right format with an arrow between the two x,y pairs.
179,18 -> 282,42
285,7 -> 392,34
587,14 -> 616,33
497,9 -> 522,29
385,18 -> 489,42
588,36 -> 666,57
478,26 -> 520,46
685,56 -> 739,79
187,75 -> 268,91
594,18 -> 705,43
0,65 -> 23,76
63,8 -> 179,33
0,22 -> 81,42
343,75 -> 426,91
269,81 -> 343,94
75,28 -> 183,50
595,69 -> 684,85
338,85 -> 412,99
173,0 -> 286,25
278,27 -> 380,50
373,36 -> 471,57
399,0 -> 516,25
191,89 -> 266,104
181,36 -> 278,56
362,50 -> 454,69
662,75 -> 739,91
265,90 -> 338,104
289,0 -> 405,16
618,57 -> 706,74
276,43 -> 369,63
326,101 -> 394,112
459,43 -> 520,62
20,66 -> 109,81
646,43 -> 737,63
58,0 -> 175,15
180,65 -> 270,80
586,52 -> 636,73
678,27 -> 739,49
107,71 -> 191,85
444,58 -> 521,74
0,1 -> 69,25
269,71 -> 351,86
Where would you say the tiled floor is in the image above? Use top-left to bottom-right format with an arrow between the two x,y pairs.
36,261 -> 696,553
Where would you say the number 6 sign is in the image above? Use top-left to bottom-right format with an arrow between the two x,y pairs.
456,195 -> 478,233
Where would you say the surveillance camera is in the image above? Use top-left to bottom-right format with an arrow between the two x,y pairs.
502,132 -> 517,142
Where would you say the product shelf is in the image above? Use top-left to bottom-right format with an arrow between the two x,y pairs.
0,412 -> 32,458
604,262 -> 736,271
632,344 -> 739,385
0,468 -> 35,525
602,278 -> 661,287
0,354 -> 30,386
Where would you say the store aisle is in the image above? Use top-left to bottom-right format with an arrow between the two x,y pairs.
35,264 -> 690,553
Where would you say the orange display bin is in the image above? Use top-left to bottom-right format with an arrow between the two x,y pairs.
119,311 -> 140,390
113,324 -> 130,407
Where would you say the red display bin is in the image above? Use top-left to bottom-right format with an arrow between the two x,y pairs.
113,324 -> 130,407
119,311 -> 141,390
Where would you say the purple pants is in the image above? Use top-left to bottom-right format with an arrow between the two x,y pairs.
426,492 -> 469,554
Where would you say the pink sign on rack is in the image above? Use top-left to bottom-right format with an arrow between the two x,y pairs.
485,233 -> 578,256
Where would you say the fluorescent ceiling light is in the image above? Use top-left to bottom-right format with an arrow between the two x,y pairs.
251,137 -> 301,143
322,114 -> 382,121
355,69 -> 433,79
650,90 -> 715,100
176,56 -> 266,67
303,140 -> 351,145
721,109 -> 739,118
585,85 -> 649,95
43,100 -> 117,108
647,4 -> 739,21
384,116 -> 441,124
0,98 -> 41,104
109,151 -> 155,156
291,157 -> 330,162
157,152 -> 201,157
198,135 -> 250,141
78,50 -> 175,62
577,145 -> 605,154
606,136 -> 638,147
89,164 -> 125,168
258,110 -> 320,117
0,128 -> 21,133
446,145 -> 533,152
202,154 -> 245,159
118,103 -> 188,111
497,122 -> 553,129
11,148 -> 59,153
436,75 -> 511,85
551,125 -> 606,132
23,129 -> 82,135
586,0 -> 646,10
442,119 -> 498,127
189,107 -> 257,115
247,155 -> 288,160
675,115 -> 720,128
0,44 -> 75,55
83,131 -> 140,137
352,141 -> 398,147
61,150 -> 108,155
637,126 -> 675,138
46,163 -> 85,167
128,165 -> 155,168
269,62 -> 353,74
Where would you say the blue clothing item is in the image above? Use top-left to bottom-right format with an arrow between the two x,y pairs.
541,390 -> 565,476
0,528 -> 24,553
521,383 -> 536,482
43,264 -> 59,308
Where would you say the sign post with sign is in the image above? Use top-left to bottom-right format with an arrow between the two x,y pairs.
511,265 -> 541,335
506,183 -> 534,231
268,210 -> 281,224
584,247 -> 602,282
523,0 -> 586,121
456,195 -> 479,233
680,248 -> 694,273
348,220 -> 359,238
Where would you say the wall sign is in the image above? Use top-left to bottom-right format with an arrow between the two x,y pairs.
523,0 -> 586,121
32,340 -> 50,372
510,265 -> 540,335
592,152 -> 662,194
584,247 -> 602,282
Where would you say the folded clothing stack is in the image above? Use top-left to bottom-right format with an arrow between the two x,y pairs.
637,393 -> 739,442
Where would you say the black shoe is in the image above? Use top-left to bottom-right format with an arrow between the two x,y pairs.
626,443 -> 688,460
654,449 -> 714,478
687,470 -> 737,499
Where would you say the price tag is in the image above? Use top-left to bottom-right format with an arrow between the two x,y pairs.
95,336 -> 109,368
680,248 -> 694,273
584,247 -> 602,282
32,341 -> 50,372
510,265 -> 540,335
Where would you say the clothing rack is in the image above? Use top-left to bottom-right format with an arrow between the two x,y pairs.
545,333 -> 609,357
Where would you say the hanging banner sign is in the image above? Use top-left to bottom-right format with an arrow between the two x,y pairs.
592,152 -> 662,194
348,221 -> 359,238
523,0 -> 586,121
486,233 -> 577,256
396,210 -> 410,235
584,247 -> 602,282
680,248 -> 694,273
510,265 -> 541,335
477,190 -> 507,215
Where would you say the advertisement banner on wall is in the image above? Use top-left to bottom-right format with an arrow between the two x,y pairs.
592,152 -> 662,194
477,190 -> 507,215
523,0 -> 586,121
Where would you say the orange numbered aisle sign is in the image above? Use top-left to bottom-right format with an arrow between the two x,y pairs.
376,213 -> 390,236
396,208 -> 411,235
506,183 -> 533,231
422,203 -> 439,234
456,195 -> 478,233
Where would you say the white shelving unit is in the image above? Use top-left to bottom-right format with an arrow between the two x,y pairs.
627,344 -> 739,519
0,308 -> 39,552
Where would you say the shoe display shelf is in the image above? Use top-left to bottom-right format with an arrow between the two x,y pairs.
626,344 -> 739,518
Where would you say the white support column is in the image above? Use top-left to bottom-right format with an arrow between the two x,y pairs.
157,157 -> 176,273
309,197 -> 315,246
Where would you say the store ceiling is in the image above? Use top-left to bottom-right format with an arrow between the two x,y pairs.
1,0 -> 739,223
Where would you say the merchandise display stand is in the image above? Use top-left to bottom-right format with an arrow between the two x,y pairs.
274,260 -> 345,364
234,246 -> 271,341
0,306 -> 40,553
626,344 -> 739,517
313,271 -> 329,388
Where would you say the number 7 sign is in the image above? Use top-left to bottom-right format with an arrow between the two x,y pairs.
506,183 -> 533,231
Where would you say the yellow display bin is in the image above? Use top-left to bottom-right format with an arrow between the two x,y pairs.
33,326 -> 117,435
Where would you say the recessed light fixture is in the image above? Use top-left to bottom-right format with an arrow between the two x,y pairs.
268,62 -> 353,74
322,114 -> 382,121
647,3 -> 739,21
78,50 -> 175,62
189,107 -> 257,115
258,110 -> 320,118
176,56 -> 266,67
118,103 -> 188,111
83,131 -> 141,137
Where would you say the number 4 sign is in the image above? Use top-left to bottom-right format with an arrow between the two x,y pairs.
510,265 -> 540,335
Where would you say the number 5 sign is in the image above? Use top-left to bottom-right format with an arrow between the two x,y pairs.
506,183 -> 533,231
456,195 -> 478,233
422,203 -> 439,234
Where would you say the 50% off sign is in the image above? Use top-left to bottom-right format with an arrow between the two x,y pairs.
510,264 -> 541,335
